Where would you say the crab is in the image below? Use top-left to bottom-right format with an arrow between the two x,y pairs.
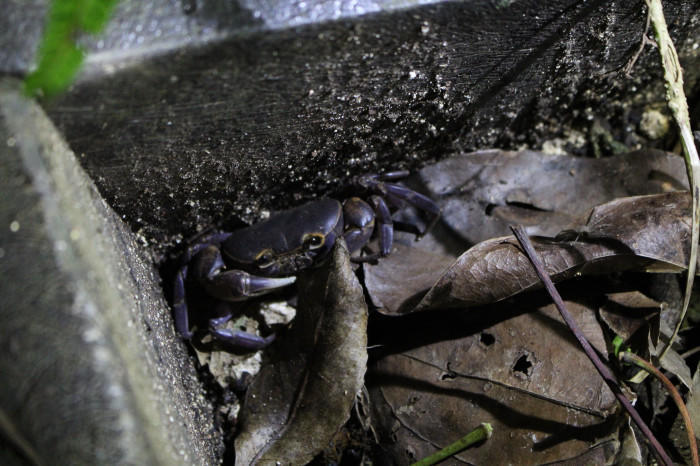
173,171 -> 440,350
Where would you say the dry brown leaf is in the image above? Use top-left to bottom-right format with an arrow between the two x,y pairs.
598,291 -> 661,343
370,300 -> 619,464
365,192 -> 694,315
234,240 -> 368,465
686,369 -> 700,451
363,243 -> 453,315
419,149 -> 687,244
423,192 -> 694,311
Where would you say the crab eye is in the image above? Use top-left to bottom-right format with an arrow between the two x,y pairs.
303,233 -> 325,250
254,249 -> 275,268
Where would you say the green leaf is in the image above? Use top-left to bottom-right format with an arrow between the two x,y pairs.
24,0 -> 119,98
612,335 -> 625,357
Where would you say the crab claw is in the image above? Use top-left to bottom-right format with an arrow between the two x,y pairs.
203,270 -> 296,302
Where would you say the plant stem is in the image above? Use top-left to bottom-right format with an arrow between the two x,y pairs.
621,351 -> 699,466
645,0 -> 700,363
411,423 -> 493,466
511,225 -> 673,466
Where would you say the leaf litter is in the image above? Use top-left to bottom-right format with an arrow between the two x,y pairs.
369,298 -> 619,464
210,149 -> 698,464
362,149 -> 698,464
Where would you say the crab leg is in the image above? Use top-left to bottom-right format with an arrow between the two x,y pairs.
173,264 -> 194,338
356,172 -> 441,237
372,170 -> 410,181
181,232 -> 231,262
173,245 -> 295,339
370,195 -> 394,256
383,183 -> 441,236
173,233 -> 232,339
209,314 -> 276,350
342,197 -> 375,253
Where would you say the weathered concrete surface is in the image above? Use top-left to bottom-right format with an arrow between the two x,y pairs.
0,79 -> 222,465
0,0 -> 446,74
2,1 -> 697,258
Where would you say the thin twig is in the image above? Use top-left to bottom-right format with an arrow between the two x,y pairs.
620,351 -> 699,466
511,225 -> 673,466
680,345 -> 700,360
622,12 -> 654,76
644,0 -> 700,363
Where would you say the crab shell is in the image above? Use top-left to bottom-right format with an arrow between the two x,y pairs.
220,198 -> 345,276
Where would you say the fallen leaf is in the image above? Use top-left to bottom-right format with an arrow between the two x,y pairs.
234,240 -> 368,465
684,369 -> 700,451
369,299 -> 619,464
617,418 -> 644,465
419,149 -> 687,244
659,347 -> 693,390
598,291 -> 661,342
363,243 -> 453,315
409,192 -> 694,313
